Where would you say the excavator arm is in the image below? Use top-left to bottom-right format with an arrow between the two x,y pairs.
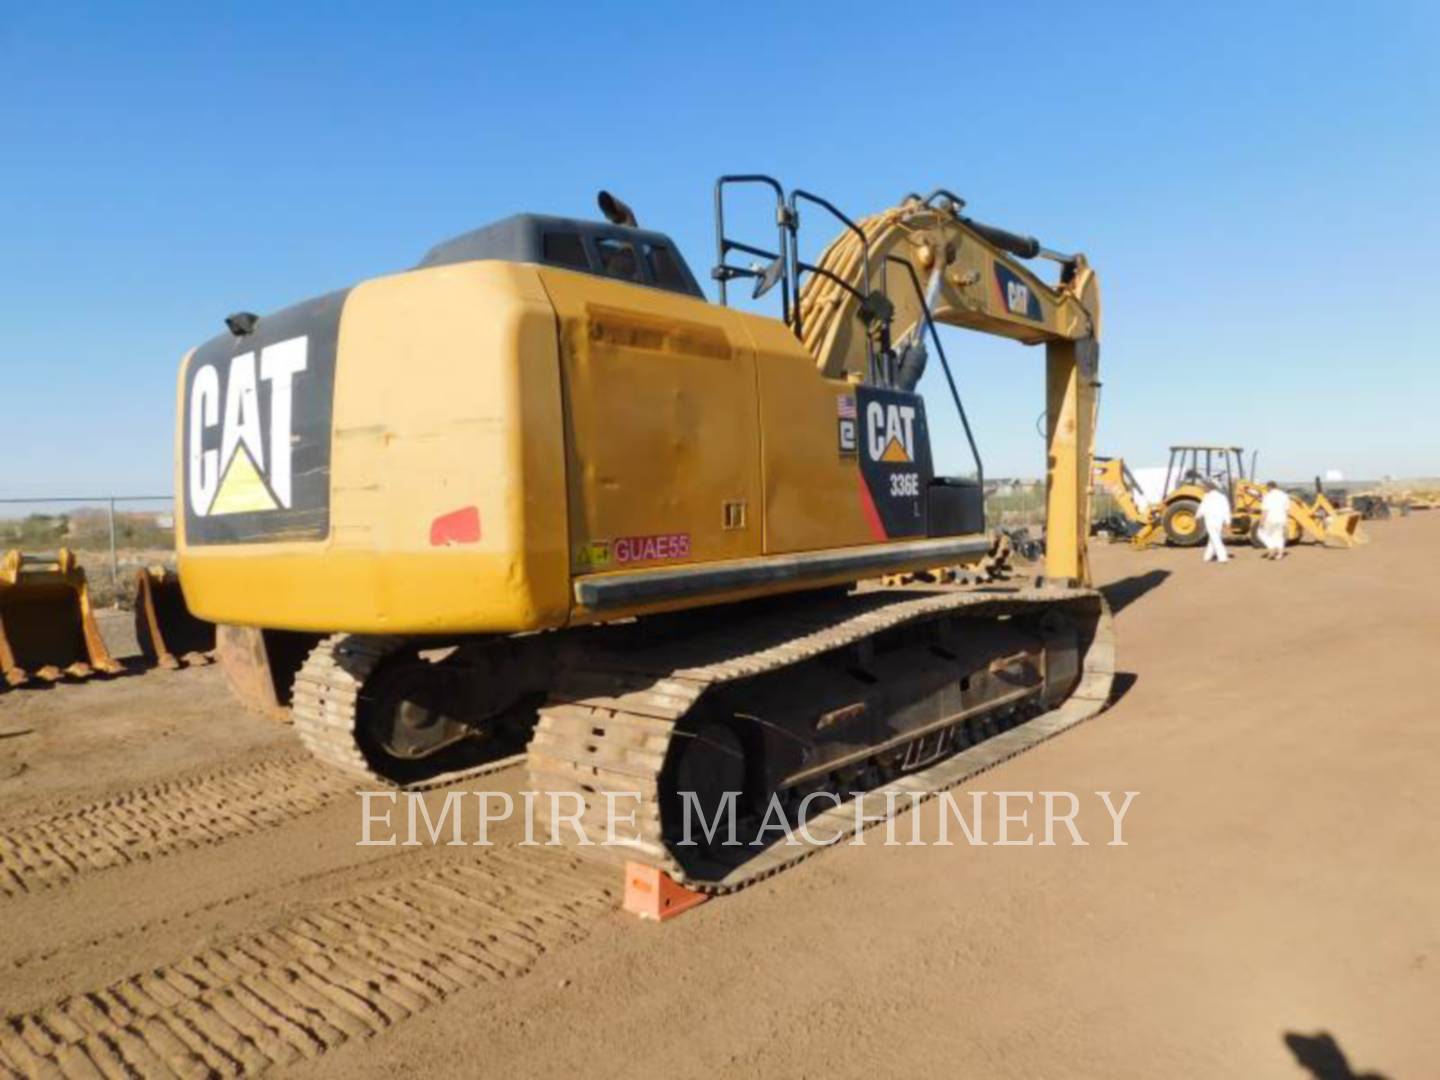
797,198 -> 1099,376
793,195 -> 1102,584
1092,458 -> 1146,524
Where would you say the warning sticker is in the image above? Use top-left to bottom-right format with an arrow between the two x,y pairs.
837,393 -> 858,456
575,540 -> 612,569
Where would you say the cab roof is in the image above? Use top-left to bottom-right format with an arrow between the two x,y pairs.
417,213 -> 705,299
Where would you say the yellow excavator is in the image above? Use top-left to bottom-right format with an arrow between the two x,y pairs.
176,179 -> 1114,889
1093,446 -> 1365,549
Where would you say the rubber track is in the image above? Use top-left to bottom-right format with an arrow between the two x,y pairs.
0,847 -> 612,1078
529,582 -> 1115,894
290,635 -> 526,791
0,755 -> 345,898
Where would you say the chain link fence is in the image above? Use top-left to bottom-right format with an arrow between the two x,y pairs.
984,484 -> 1046,529
0,496 -> 175,607
986,484 -> 1120,527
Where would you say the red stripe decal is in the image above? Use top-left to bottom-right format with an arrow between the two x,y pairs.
429,506 -> 481,546
856,471 -> 887,540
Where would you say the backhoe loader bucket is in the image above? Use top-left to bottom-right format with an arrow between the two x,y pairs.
216,624 -> 323,721
1286,500 -> 1366,549
134,567 -> 216,669
1305,490 -> 1367,548
1320,506 -> 1367,547
0,549 -> 123,687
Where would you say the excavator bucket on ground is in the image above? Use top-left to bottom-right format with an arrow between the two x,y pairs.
0,549 -> 123,687
133,567 -> 216,669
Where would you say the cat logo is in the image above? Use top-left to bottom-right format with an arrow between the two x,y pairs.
188,336 -> 308,517
1006,280 -> 1031,315
866,400 -> 917,464
993,263 -> 1043,321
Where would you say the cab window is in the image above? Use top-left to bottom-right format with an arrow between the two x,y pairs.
542,231 -> 590,271
594,237 -> 642,282
644,244 -> 689,292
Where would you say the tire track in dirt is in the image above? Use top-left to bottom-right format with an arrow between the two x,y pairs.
0,847 -> 613,1078
0,754 -> 348,897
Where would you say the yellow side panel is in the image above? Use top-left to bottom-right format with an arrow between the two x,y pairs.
178,262 -> 569,634
535,269 -> 762,576
739,314 -> 876,554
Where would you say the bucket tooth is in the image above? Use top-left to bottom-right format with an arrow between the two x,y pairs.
0,548 -> 122,687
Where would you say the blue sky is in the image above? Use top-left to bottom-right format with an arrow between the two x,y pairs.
2,1 -> 1436,495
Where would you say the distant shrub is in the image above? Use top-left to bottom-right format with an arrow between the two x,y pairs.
0,509 -> 174,553
0,513 -> 68,549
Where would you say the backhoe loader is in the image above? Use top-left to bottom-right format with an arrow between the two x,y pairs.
176,179 -> 1114,890
1093,446 -> 1365,550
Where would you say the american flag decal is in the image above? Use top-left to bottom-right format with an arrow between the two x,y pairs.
837,394 -> 856,419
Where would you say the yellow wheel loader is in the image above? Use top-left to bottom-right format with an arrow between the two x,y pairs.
176,180 -> 1114,889
0,549 -> 122,687
1094,446 -> 1365,550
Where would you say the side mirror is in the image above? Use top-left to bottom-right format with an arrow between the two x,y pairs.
752,256 -> 786,300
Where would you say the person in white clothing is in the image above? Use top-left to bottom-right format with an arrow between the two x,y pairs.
1258,482 -> 1290,560
1198,486 -> 1232,563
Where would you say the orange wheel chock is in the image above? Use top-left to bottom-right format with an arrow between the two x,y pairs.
622,861 -> 708,922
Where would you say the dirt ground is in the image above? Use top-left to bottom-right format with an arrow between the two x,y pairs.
2,515 -> 1436,1079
